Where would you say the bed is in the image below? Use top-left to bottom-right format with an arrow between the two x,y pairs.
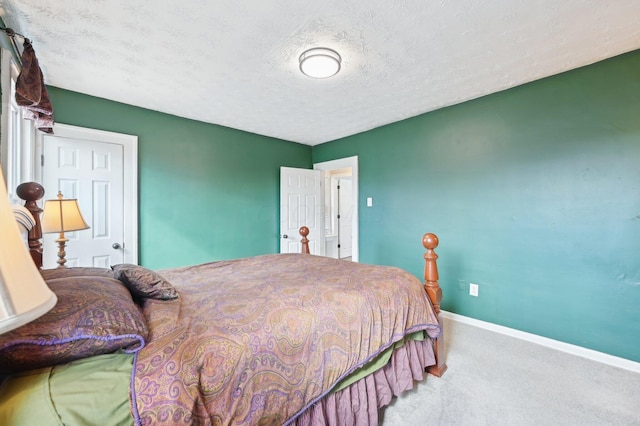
0,181 -> 446,425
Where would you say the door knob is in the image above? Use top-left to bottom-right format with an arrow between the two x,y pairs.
282,234 -> 288,239
112,243 -> 122,250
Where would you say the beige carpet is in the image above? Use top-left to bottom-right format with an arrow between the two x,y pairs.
380,317 -> 640,425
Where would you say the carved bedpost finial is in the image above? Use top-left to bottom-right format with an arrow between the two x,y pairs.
299,226 -> 310,254
16,182 -> 46,269
422,232 -> 447,377
422,233 -> 442,315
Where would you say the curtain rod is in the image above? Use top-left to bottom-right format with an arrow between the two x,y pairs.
1,27 -> 27,39
0,27 -> 28,66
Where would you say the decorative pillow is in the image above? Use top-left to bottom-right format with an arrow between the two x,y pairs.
111,264 -> 178,301
40,267 -> 114,281
0,277 -> 148,373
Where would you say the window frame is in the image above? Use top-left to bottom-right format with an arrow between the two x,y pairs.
1,47 -> 37,202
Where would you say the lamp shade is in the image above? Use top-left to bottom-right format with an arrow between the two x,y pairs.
41,193 -> 89,233
0,171 -> 57,334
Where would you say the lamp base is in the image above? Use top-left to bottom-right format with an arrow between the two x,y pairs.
55,235 -> 69,268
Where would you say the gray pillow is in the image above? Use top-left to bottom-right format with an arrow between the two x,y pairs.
111,264 -> 178,301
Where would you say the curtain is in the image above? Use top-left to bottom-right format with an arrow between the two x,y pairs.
15,38 -> 54,134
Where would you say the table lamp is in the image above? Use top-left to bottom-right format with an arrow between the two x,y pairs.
41,191 -> 90,268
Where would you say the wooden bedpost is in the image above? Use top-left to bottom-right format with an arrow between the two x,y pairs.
423,233 -> 447,377
16,182 -> 46,269
299,226 -> 310,254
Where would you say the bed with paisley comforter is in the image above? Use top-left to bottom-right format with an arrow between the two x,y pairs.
0,183 -> 445,425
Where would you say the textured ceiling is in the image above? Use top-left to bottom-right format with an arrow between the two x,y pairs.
1,1 -> 639,145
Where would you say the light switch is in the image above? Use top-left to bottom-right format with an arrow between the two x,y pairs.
367,197 -> 373,207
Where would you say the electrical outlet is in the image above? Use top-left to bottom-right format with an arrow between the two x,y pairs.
469,283 -> 479,297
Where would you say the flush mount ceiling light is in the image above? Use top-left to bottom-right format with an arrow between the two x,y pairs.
299,48 -> 341,79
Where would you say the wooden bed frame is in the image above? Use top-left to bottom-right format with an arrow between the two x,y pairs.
16,181 -> 447,376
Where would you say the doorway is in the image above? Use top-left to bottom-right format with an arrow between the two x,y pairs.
314,156 -> 359,262
337,176 -> 353,259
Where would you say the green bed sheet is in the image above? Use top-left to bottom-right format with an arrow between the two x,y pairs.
0,353 -> 134,426
332,330 -> 425,392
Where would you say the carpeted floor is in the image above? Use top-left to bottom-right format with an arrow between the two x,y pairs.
380,317 -> 640,425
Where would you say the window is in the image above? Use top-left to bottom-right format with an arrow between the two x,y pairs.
1,47 -> 36,202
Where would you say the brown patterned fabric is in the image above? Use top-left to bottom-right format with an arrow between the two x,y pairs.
111,264 -> 178,301
133,254 -> 440,425
0,276 -> 147,373
15,39 -> 54,133
40,267 -> 114,281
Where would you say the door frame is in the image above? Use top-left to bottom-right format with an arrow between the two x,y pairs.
314,156 -> 359,262
336,176 -> 353,259
35,123 -> 139,264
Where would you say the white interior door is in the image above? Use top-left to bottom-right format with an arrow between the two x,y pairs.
39,124 -> 138,268
280,167 -> 325,255
338,178 -> 353,258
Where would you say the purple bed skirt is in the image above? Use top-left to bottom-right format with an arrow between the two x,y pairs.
289,337 -> 434,425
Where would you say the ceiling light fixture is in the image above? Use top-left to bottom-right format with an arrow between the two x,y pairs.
299,48 -> 341,79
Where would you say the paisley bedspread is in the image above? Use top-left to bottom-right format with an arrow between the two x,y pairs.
132,254 -> 441,425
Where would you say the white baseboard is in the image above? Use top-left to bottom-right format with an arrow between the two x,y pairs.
440,311 -> 640,374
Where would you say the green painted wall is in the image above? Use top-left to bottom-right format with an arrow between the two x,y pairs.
47,87 -> 311,269
47,50 -> 640,362
313,50 -> 640,362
